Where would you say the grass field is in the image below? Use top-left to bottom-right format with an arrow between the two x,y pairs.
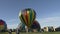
0,32 -> 60,34
20,32 -> 60,34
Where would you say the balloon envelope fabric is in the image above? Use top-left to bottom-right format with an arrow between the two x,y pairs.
31,20 -> 40,30
19,8 -> 36,27
0,19 -> 7,30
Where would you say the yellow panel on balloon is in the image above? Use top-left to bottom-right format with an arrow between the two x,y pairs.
0,25 -> 4,30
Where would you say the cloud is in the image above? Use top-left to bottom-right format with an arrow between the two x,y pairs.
37,17 -> 60,23
7,24 -> 18,29
6,19 -> 20,29
36,17 -> 60,28
6,17 -> 60,29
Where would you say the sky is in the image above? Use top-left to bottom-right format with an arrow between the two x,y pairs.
0,0 -> 60,29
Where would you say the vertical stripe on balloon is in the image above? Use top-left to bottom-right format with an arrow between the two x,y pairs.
25,11 -> 28,26
29,11 -> 31,27
34,11 -> 36,19
32,10 -> 34,22
27,11 -> 30,27
20,16 -> 24,24
27,9 -> 31,27
20,15 -> 26,25
19,11 -> 24,23
30,10 -> 32,27
23,12 -> 28,26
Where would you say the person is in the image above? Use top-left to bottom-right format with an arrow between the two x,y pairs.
8,29 -> 12,34
25,26 -> 28,33
16,29 -> 19,34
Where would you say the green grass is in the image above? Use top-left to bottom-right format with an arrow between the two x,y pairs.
20,32 -> 60,34
42,32 -> 60,34
0,32 -> 60,34
0,32 -> 8,34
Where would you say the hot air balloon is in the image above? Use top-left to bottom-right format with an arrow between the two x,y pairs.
0,19 -> 7,31
19,8 -> 36,28
31,20 -> 41,32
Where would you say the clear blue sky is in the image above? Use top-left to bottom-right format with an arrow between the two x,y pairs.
0,0 -> 60,29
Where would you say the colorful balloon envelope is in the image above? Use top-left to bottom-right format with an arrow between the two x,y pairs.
0,19 -> 7,30
31,20 -> 41,30
19,8 -> 36,27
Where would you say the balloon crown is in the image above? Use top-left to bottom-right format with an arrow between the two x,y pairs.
0,19 -> 6,25
0,19 -> 5,22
